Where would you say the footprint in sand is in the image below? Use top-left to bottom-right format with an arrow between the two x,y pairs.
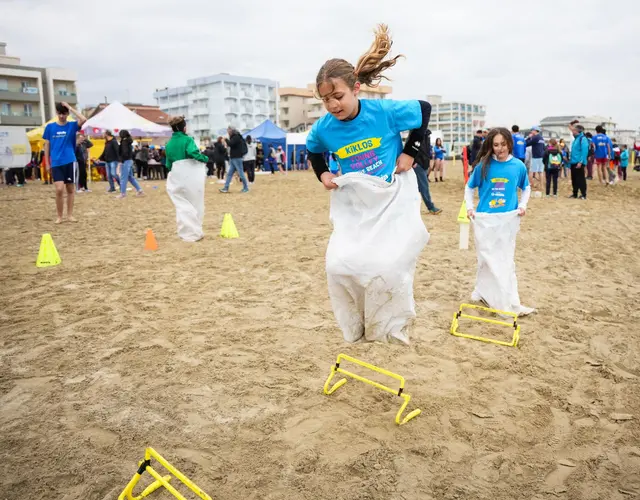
81,427 -> 118,448
544,460 -> 577,494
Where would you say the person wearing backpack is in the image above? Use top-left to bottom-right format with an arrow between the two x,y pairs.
567,123 -> 589,199
220,126 -> 249,193
543,139 -> 562,197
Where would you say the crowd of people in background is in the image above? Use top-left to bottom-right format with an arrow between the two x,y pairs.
465,122 -> 637,201
3,117 -> 639,215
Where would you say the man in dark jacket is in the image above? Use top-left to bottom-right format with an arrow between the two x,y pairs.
204,144 -> 216,177
412,130 -> 442,215
99,130 -> 120,191
75,132 -> 93,192
220,126 -> 249,193
469,130 -> 483,166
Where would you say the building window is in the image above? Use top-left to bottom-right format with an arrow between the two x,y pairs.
23,104 -> 33,117
282,96 -> 288,102
1,103 -> 11,115
0,79 -> 7,91
282,107 -> 288,115
283,120 -> 289,128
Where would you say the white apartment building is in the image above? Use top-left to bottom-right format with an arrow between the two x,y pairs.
427,95 -> 486,154
0,42 -> 79,131
154,74 -> 278,139
540,115 -> 618,143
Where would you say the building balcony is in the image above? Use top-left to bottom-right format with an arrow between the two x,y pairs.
192,107 -> 209,116
0,89 -> 41,103
56,90 -> 77,104
307,109 -> 325,119
0,112 -> 42,126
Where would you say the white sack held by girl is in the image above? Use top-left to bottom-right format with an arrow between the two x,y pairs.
166,159 -> 206,242
326,171 -> 429,344
471,211 -> 534,315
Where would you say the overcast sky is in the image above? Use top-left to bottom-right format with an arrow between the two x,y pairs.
2,0 -> 638,129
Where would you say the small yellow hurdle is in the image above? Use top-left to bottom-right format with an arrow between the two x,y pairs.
450,303 -> 520,347
323,353 -> 421,425
118,447 -> 212,500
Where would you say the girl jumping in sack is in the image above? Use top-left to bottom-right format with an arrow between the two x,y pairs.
305,24 -> 432,344
465,127 -> 534,315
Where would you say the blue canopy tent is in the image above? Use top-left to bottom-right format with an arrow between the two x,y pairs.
243,119 -> 288,169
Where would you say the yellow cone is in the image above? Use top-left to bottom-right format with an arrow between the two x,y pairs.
457,200 -> 470,224
220,213 -> 239,239
36,233 -> 61,268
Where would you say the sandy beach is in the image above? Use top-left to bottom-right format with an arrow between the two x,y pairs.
1,165 -> 639,500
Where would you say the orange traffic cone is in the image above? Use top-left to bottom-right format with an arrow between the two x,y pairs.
144,228 -> 158,251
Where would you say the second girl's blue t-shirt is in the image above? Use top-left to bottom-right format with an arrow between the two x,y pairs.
306,99 -> 421,183
467,156 -> 529,213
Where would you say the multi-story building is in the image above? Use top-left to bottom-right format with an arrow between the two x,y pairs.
279,84 -> 392,132
540,115 -> 617,143
612,129 -> 637,147
0,42 -> 78,131
279,87 -> 313,132
154,74 -> 278,139
427,95 -> 486,154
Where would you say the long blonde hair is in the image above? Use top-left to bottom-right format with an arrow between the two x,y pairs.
315,24 -> 403,95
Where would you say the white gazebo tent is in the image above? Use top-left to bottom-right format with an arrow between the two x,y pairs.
82,101 -> 171,137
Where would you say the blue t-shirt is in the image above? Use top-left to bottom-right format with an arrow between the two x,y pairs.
467,156 -> 529,213
592,133 -> 611,160
306,99 -> 421,182
512,133 -> 526,159
434,145 -> 446,160
43,121 -> 79,167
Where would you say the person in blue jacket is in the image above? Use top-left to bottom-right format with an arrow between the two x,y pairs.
511,125 -> 526,164
619,145 -> 629,181
568,123 -> 589,199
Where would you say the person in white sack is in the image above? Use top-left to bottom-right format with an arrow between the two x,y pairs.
465,127 -> 535,315
305,24 -> 431,344
165,116 -> 210,242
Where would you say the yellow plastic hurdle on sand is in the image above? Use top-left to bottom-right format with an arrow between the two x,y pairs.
450,303 -> 520,348
323,353 -> 421,425
118,447 -> 212,500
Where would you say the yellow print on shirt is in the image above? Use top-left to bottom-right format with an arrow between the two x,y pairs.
335,137 -> 382,159
489,198 -> 506,209
490,178 -> 509,184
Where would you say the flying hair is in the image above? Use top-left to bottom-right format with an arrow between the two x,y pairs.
315,24 -> 403,97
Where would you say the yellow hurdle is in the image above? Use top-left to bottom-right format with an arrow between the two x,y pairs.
118,447 -> 213,500
450,303 -> 520,347
323,353 -> 421,425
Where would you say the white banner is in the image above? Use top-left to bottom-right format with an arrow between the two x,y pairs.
0,126 -> 32,169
